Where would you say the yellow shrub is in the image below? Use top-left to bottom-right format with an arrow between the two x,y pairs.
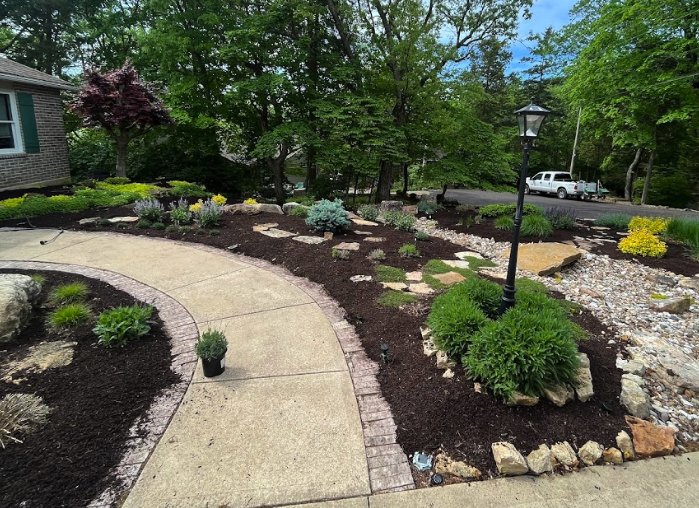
243,198 -> 258,205
0,197 -> 25,208
167,180 -> 190,187
628,216 -> 669,234
95,182 -> 162,196
212,194 -> 227,206
47,195 -> 73,202
189,199 -> 203,213
619,229 -> 667,257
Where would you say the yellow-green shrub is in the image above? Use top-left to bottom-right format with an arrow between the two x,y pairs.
628,216 -> 669,235
619,229 -> 667,257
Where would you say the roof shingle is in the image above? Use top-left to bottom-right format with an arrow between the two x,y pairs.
0,57 -> 75,90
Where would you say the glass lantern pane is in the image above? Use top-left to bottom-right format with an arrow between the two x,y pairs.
517,115 -> 526,137
525,114 -> 546,138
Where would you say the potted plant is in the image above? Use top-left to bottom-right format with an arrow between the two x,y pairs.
194,330 -> 228,378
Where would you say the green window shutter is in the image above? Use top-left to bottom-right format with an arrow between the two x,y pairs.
17,92 -> 40,154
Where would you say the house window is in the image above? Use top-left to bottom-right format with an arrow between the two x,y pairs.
0,91 -> 22,154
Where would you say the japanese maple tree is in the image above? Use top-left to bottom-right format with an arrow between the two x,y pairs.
71,63 -> 173,177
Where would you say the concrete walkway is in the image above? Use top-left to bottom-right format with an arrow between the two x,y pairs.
3,229 -> 699,508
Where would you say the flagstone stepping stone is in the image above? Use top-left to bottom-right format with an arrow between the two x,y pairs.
455,251 -> 483,260
382,282 -> 407,290
259,228 -> 296,238
354,230 -> 373,235
409,283 -> 435,295
293,236 -> 326,245
350,275 -> 373,283
108,216 -> 139,223
364,237 -> 385,243
252,223 -> 279,231
442,260 -> 471,270
334,242 -> 360,251
433,272 -> 466,285
591,226 -> 610,230
501,243 -> 583,277
78,217 -> 101,225
405,271 -> 423,281
352,219 -> 378,226
348,212 -> 360,219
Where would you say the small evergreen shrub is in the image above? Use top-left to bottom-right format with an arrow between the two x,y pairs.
398,244 -> 420,258
306,199 -> 351,233
168,180 -> 209,198
368,249 -> 386,261
30,274 -> 45,286
494,216 -> 513,231
455,204 -> 477,213
133,198 -> 164,222
169,198 -> 193,225
479,203 -> 542,218
383,211 -> 416,231
152,222 -> 166,230
94,304 -> 155,347
98,219 -> 112,226
377,290 -> 418,308
595,213 -> 631,230
48,304 -> 92,330
332,248 -> 350,260
195,330 -> 228,360
50,282 -> 88,306
415,230 -> 430,241
289,206 -> 309,218
428,293 -> 488,358
103,177 -> 130,185
545,206 -> 577,230
357,204 -> 379,221
619,229 -> 667,257
137,219 -> 151,229
417,202 -> 442,215
521,215 -> 554,238
209,229 -> 221,236
628,216 -> 669,234
375,265 -> 406,282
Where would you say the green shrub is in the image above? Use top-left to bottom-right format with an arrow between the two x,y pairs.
464,306 -> 581,400
137,219 -> 151,229
29,274 -> 45,286
306,199 -> 351,233
332,248 -> 350,260
422,259 -> 473,279
209,229 -> 221,236
152,222 -> 166,230
521,215 -> 554,238
515,278 -> 548,294
368,249 -> 386,261
595,213 -> 632,230
193,198 -> 224,228
383,211 -> 416,231
478,203 -> 543,218
545,206 -> 577,230
462,256 -> 497,271
415,230 -> 430,241
357,204 -> 379,221
116,222 -> 129,229
398,244 -> 420,258
289,206 -> 309,218
494,216 -> 513,231
457,277 -> 502,319
50,282 -> 88,306
98,219 -> 112,226
377,290 -> 418,308
428,293 -> 488,358
165,225 -> 178,233
133,198 -> 164,222
633,174 -> 694,208
169,198 -> 192,225
93,304 -> 154,347
180,226 -> 191,234
0,393 -> 51,449
194,330 -> 228,360
168,180 -> 210,198
48,304 -> 92,330
375,265 -> 406,282
103,177 -> 130,185
417,202 -> 442,215
455,204 -> 477,213
666,217 -> 699,259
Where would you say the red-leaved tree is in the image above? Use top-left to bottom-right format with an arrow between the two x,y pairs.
71,63 -> 174,178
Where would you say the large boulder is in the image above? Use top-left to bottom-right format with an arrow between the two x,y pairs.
282,202 -> 302,214
379,200 -> 404,212
625,416 -> 675,458
501,243 -> 583,276
224,203 -> 283,215
0,275 -> 42,344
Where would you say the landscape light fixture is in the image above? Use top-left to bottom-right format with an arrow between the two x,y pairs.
498,98 -> 551,316
381,343 -> 390,364
430,473 -> 444,486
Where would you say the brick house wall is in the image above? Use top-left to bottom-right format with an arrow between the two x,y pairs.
0,82 -> 71,191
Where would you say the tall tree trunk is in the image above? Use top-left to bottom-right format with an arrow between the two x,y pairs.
641,149 -> 656,205
268,156 -> 286,206
305,147 -> 317,189
376,161 -> 393,203
401,163 -> 409,196
625,148 -> 643,201
115,139 -> 128,178
437,184 -> 448,203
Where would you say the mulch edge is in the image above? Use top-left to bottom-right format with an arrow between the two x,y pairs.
0,259 -> 199,508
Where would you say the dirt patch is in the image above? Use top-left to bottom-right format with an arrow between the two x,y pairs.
1,340 -> 77,383
0,270 -> 179,508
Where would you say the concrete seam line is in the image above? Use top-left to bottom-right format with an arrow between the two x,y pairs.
0,259 -> 199,508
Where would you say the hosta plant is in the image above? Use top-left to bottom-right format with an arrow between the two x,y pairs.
94,304 -> 155,347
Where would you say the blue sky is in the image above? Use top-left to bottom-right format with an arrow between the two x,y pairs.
509,0 -> 578,74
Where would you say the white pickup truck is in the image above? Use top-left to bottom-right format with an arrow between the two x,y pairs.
525,171 -> 585,199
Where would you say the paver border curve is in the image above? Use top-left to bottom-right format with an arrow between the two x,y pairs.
1,230 -> 415,504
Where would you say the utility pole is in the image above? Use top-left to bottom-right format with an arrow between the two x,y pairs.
569,107 -> 582,178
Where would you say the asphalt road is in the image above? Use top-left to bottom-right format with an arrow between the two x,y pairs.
435,188 -> 699,220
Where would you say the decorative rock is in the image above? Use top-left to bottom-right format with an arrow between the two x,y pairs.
442,369 -> 455,379
441,259 -> 471,270
620,377 -> 651,419
591,226 -> 610,231
402,205 -> 418,215
406,271 -> 423,281
108,216 -> 139,223
435,351 -> 456,370
434,454 -> 481,479
334,242 -> 360,251
282,202 -> 302,214
502,243 -> 583,276
578,440 -> 603,466
324,232 -> 334,240
551,441 -> 577,466
474,383 -> 483,393
526,445 -> 554,475
649,297 -> 691,314
259,228 -> 296,238
379,200 -> 404,212
543,385 -> 575,407
364,237 -> 385,243
621,373 -> 645,386
350,275 -> 372,283
252,223 -> 279,231
491,442 -> 529,476
657,357 -> 699,392
616,430 -> 635,460
455,251 -> 483,260
678,277 -> 699,291
381,282 -> 407,291
420,327 -> 431,340
506,392 -> 539,406
602,447 -> 623,465
225,203 -> 283,215
293,236 -> 326,245
622,360 -> 647,377
354,230 -> 372,235
408,283 -> 435,295
351,219 -> 378,226
423,339 -> 438,357
625,416 -> 675,457
432,272 -> 466,286
0,274 -> 42,343
78,217 -> 101,225
575,353 -> 594,402
580,287 -> 603,299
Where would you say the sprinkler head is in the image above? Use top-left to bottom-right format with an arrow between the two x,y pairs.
380,343 -> 389,364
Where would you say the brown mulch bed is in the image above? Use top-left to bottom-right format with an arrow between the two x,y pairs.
0,270 -> 179,508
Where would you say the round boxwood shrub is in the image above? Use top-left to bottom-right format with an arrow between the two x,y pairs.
305,199 -> 350,233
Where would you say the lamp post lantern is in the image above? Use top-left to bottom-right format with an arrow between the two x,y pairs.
497,99 -> 551,316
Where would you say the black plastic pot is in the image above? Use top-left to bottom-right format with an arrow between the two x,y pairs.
200,350 -> 227,378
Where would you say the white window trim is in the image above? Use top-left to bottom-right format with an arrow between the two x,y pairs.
0,89 -> 24,155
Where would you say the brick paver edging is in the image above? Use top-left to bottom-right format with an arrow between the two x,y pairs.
0,259 -> 199,508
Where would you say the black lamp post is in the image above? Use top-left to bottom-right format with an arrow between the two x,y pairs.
497,99 -> 551,316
